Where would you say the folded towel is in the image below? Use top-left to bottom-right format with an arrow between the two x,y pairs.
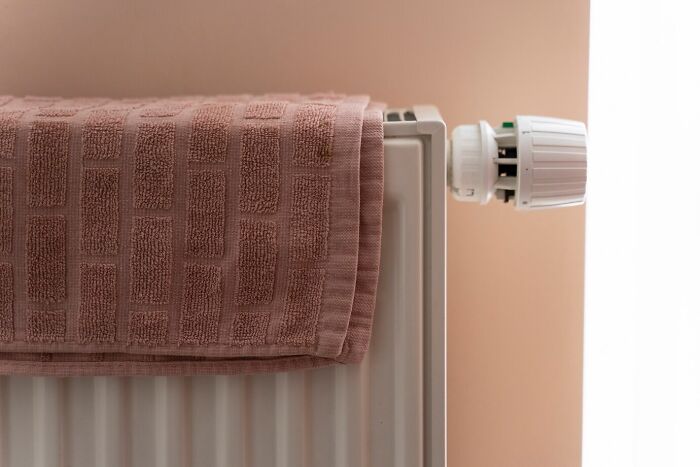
0,94 -> 384,376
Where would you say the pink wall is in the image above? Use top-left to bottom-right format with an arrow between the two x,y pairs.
0,1 -> 588,465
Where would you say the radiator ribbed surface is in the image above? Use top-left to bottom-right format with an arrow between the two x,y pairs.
0,139 -> 425,467
0,364 -> 416,466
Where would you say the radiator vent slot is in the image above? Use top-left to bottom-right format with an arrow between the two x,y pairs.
383,108 -> 417,122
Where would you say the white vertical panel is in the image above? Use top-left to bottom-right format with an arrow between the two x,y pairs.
154,376 -> 190,467
32,378 -> 63,467
7,378 -> 34,466
94,377 -> 127,467
130,377 -> 156,467
249,374 -> 278,467
66,378 -> 97,466
214,376 -> 249,467
333,362 -> 370,467
309,367 -> 338,466
0,377 -> 9,467
190,376 -> 217,467
275,371 -> 308,467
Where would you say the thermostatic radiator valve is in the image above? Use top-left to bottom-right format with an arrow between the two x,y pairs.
449,116 -> 587,210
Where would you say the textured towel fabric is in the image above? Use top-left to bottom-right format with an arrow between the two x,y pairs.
0,94 -> 384,376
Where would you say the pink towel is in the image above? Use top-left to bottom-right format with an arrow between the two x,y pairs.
0,94 -> 384,376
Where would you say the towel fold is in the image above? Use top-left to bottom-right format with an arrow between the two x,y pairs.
0,94 -> 384,376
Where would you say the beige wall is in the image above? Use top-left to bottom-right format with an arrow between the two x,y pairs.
0,1 -> 588,465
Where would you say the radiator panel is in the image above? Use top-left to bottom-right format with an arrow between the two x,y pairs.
0,137 -> 426,467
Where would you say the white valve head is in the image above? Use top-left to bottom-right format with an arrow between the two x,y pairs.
449,121 -> 499,204
449,116 -> 587,210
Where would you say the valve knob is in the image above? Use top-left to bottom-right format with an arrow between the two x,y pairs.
449,116 -> 587,210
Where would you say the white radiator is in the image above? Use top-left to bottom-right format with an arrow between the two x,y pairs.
0,106 -> 447,467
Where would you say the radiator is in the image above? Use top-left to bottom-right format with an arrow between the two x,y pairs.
0,106 -> 448,467
0,105 -> 587,467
